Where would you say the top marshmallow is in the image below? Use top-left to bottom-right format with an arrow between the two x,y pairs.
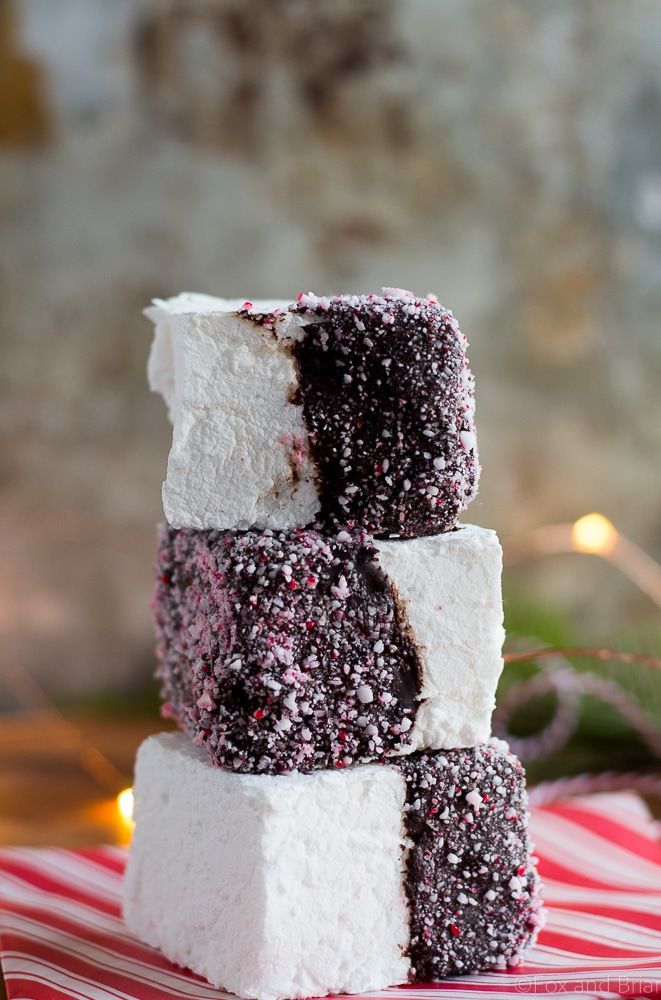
146,289 -> 480,538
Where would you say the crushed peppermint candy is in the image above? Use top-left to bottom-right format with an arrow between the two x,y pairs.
242,288 -> 480,538
153,523 -> 422,774
396,741 -> 542,979
466,788 -> 483,811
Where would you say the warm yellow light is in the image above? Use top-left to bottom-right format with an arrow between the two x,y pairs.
571,513 -> 618,555
117,787 -> 134,824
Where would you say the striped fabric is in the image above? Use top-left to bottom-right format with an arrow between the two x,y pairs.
0,792 -> 659,999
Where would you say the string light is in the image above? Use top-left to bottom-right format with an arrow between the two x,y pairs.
117,787 -> 134,826
504,513 -> 661,610
571,513 -> 617,555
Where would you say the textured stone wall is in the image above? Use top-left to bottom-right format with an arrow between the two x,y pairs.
1,0 -> 660,698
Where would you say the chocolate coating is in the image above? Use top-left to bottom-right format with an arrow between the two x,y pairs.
242,289 -> 480,538
395,742 -> 543,979
153,524 -> 422,774
294,290 -> 479,537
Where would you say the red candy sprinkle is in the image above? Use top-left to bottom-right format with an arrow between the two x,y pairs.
449,924 -> 461,937
253,709 -> 265,720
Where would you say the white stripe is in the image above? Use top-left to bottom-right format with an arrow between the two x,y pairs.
5,975 -> 117,1000
3,953 -> 135,1000
3,912 -> 225,998
54,849 -> 126,889
563,792 -> 654,828
5,848 -> 122,902
0,870 -> 129,937
377,984 -> 643,1000
0,872 -> 226,995
519,965 -> 661,981
530,813 -> 661,888
547,909 -> 661,950
541,881 -> 661,914
448,965 -> 661,984
94,846 -> 128,864
401,992 -> 620,999
523,943 -> 661,968
46,848 -> 123,897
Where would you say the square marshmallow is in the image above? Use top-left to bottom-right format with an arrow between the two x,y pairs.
146,290 -> 479,537
153,524 -> 504,772
123,733 -> 541,999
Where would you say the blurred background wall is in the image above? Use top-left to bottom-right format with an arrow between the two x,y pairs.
1,0 -> 660,703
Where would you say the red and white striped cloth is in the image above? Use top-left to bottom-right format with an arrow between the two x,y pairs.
0,792 -> 659,1000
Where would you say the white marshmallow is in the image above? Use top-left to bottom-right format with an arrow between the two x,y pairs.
123,733 -> 410,1000
376,523 -> 505,751
146,295 -> 320,530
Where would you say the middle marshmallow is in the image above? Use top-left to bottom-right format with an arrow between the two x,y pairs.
154,522 -> 504,774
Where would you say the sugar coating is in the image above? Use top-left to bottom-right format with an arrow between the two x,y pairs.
146,288 -> 479,536
123,734 -> 542,1000
153,523 -> 504,774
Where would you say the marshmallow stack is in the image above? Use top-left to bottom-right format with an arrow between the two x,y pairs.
124,289 -> 542,999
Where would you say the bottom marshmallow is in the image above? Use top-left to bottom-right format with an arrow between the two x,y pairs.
123,734 -> 542,1000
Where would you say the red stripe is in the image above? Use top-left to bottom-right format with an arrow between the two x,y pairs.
3,940 -> 195,1000
547,900 -> 661,931
4,902 -> 171,969
522,974 -> 661,993
2,902 -> 219,986
66,848 -> 127,877
3,976 -> 96,1000
538,803 -> 661,868
413,975 -> 661,996
535,928 -> 659,959
534,853 -> 660,892
0,857 -> 120,917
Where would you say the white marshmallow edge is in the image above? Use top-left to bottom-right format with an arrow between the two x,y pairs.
146,294 -> 321,531
375,523 -> 505,752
